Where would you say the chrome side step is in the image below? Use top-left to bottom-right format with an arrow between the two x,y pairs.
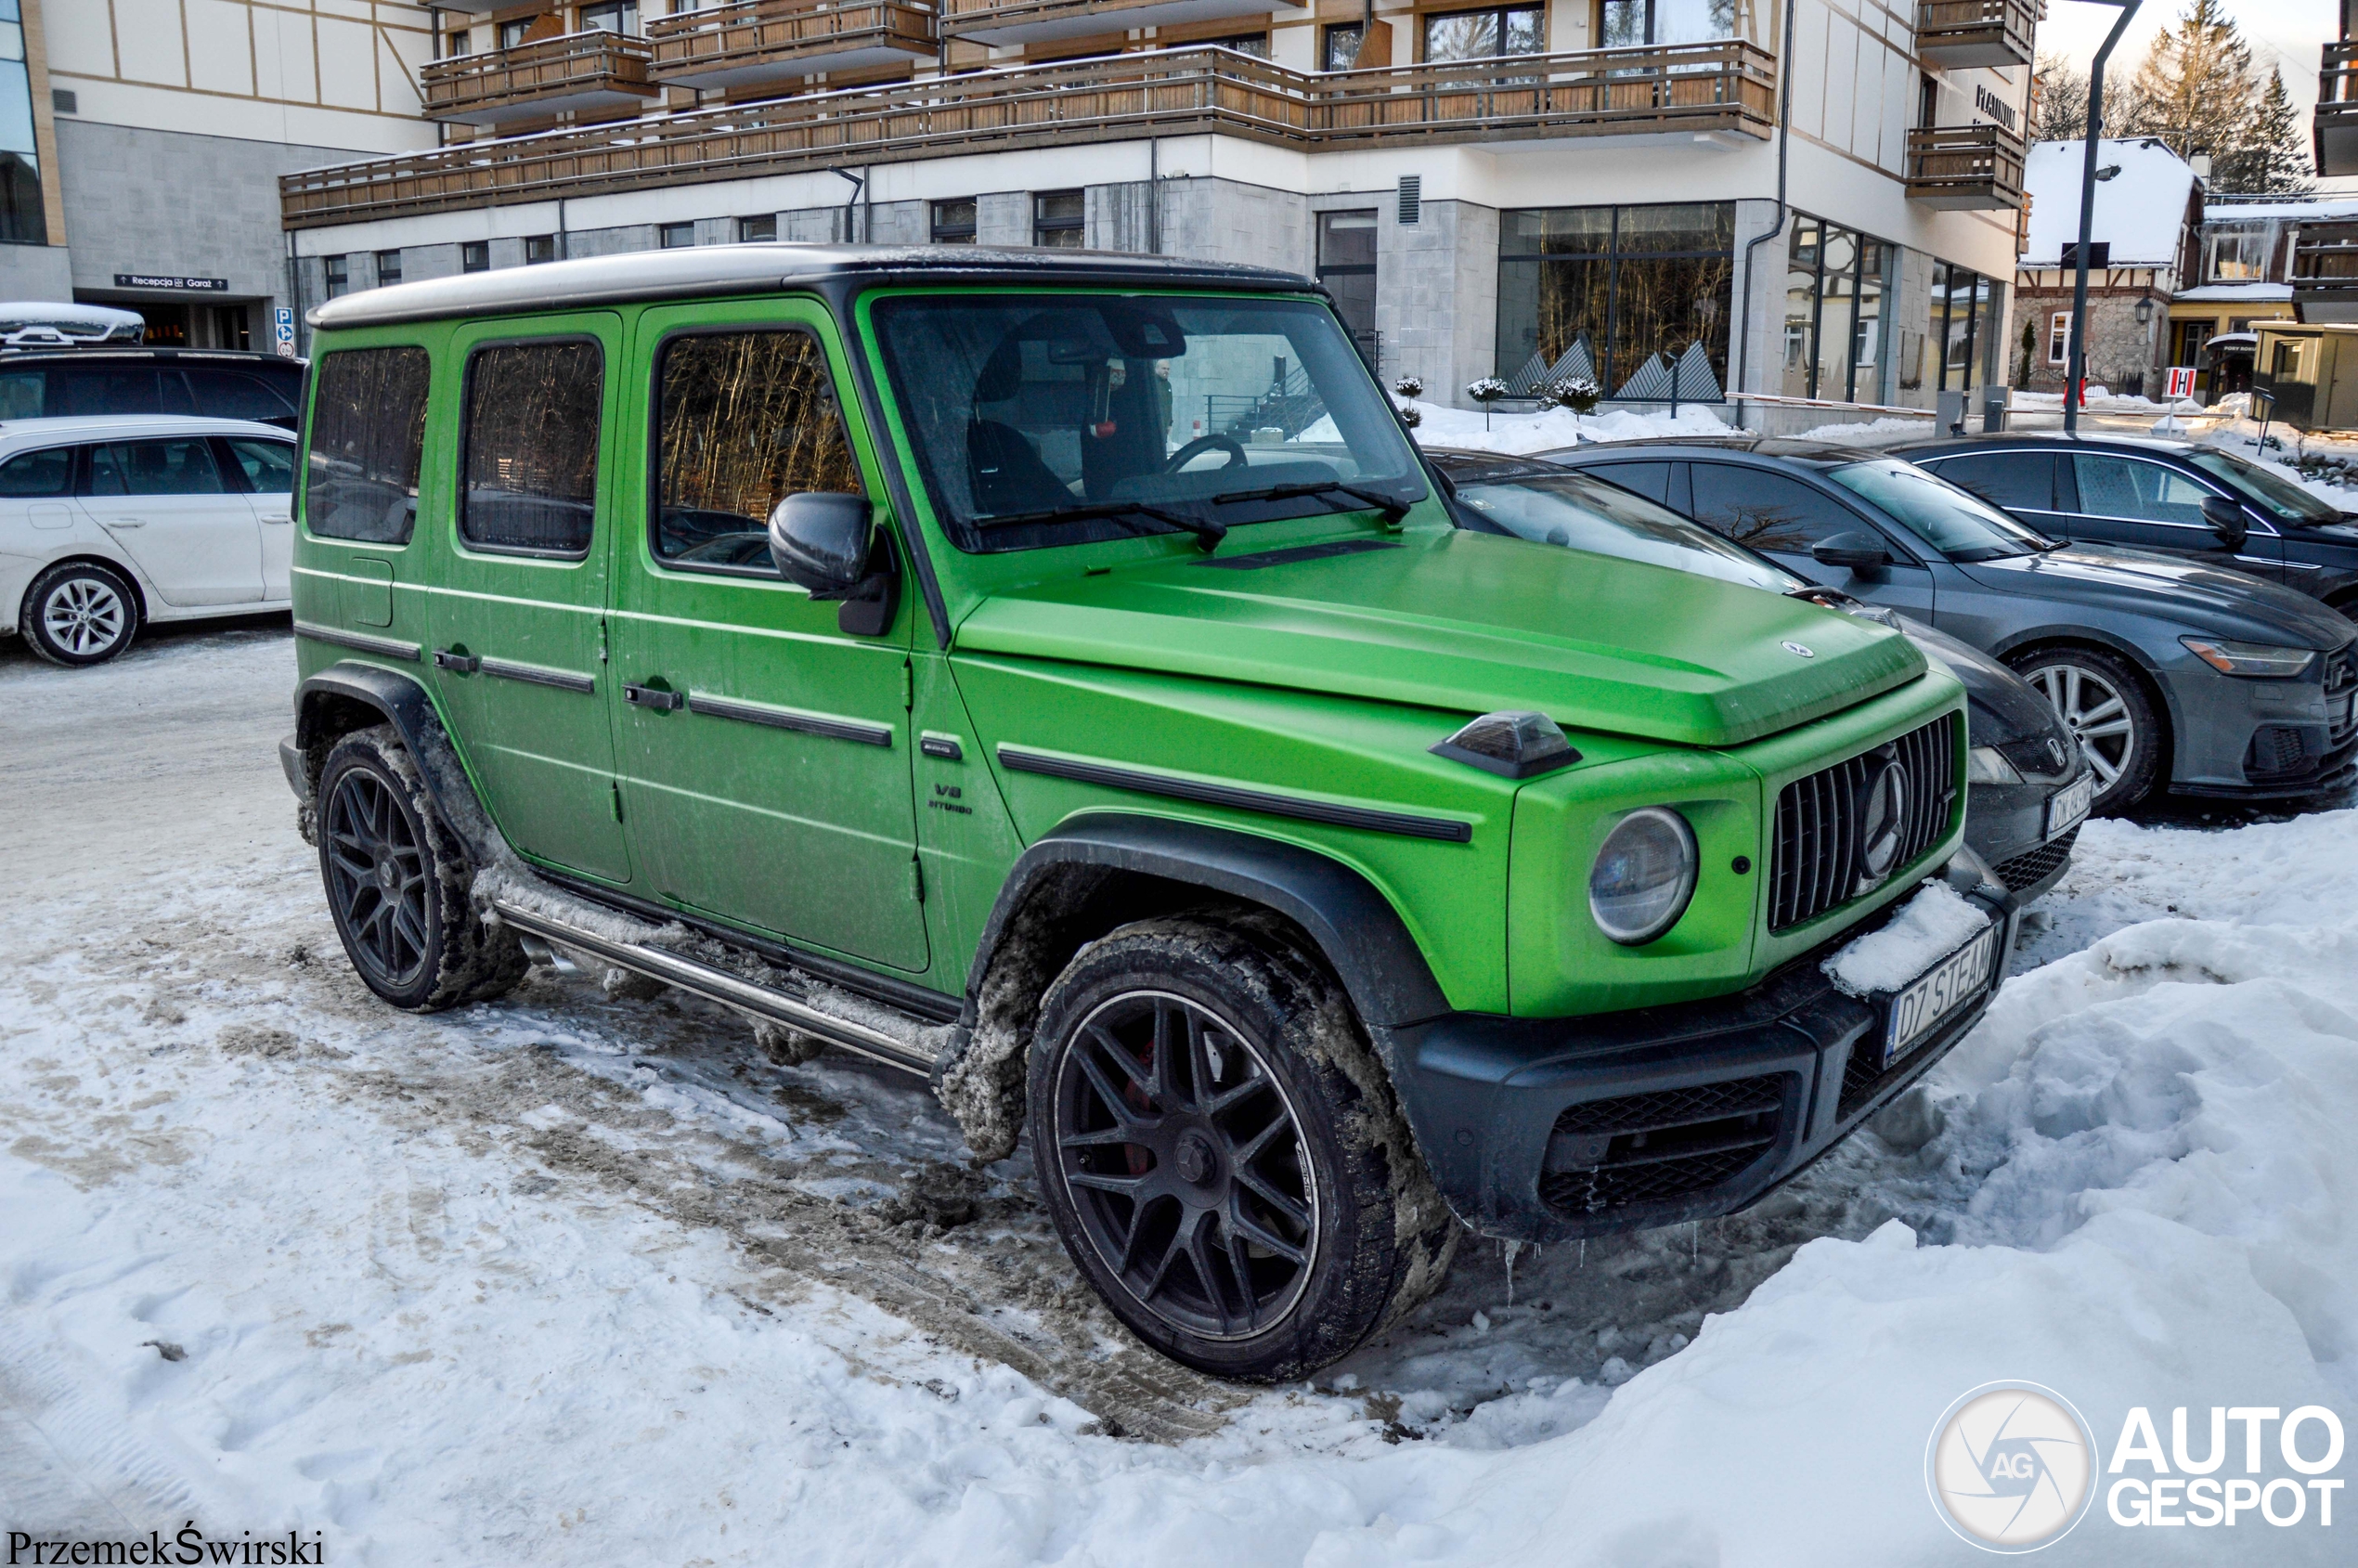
489,899 -> 939,1077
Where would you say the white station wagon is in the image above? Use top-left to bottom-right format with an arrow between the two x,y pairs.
0,414 -> 297,665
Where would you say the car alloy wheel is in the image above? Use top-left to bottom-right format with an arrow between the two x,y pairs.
322,765 -> 434,993
42,576 -> 127,658
2024,661 -> 2135,799
1049,989 -> 1319,1341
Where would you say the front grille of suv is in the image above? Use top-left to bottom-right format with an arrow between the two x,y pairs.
1768,714 -> 1959,932
2327,647 -> 2356,746
1537,1075 -> 1788,1216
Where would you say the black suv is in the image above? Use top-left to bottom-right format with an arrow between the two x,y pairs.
0,348 -> 304,430
1896,434 -> 2358,616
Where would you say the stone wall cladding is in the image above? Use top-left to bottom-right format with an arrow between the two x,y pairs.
2014,288 -> 2162,394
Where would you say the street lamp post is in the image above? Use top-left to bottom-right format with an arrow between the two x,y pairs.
2065,0 -> 2143,435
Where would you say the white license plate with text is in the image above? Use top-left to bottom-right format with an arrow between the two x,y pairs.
1883,923 -> 2000,1069
2045,771 -> 2095,839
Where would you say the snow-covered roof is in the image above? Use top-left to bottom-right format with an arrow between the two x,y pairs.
2203,195 -> 2358,223
2173,281 -> 2294,304
2021,138 -> 2199,267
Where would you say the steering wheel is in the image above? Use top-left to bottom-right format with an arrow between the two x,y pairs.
1164,434 -> 1250,473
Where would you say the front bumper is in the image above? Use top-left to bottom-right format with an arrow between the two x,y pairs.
1968,764 -> 2091,904
2167,644 -> 2358,799
1384,850 -> 2019,1244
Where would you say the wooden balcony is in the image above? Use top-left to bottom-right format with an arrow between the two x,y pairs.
2292,219 -> 2358,323
2318,42 -> 2358,178
421,32 -> 660,127
1914,0 -> 2041,71
941,0 -> 1302,47
650,1 -> 939,92
1905,123 -> 2026,211
284,43 -> 1775,228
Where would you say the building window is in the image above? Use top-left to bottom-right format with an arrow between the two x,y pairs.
1321,23 -> 1365,71
659,222 -> 695,249
1497,203 -> 1735,399
932,199 -> 978,244
1317,211 -> 1380,370
1781,216 -> 1897,404
738,214 -> 777,242
2173,318 -> 2213,369
440,29 -> 469,58
461,240 -> 489,273
49,88 -> 75,115
2205,228 -> 2273,282
579,2 -> 640,34
0,10 -> 47,246
1033,190 -> 1084,249
1200,33 -> 1271,59
1422,6 -> 1542,62
1930,262 -> 1989,393
525,234 -> 559,265
499,19 -> 533,48
322,256 -> 350,299
375,250 -> 403,286
2049,311 -> 2072,366
1599,0 -> 1738,47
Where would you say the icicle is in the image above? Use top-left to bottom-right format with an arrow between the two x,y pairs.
1502,1238 -> 1522,1305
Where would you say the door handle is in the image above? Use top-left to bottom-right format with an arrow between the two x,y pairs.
108,518 -> 147,528
434,649 -> 480,674
622,682 -> 683,711
260,513 -> 292,525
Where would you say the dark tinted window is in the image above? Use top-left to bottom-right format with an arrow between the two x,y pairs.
305,346 -> 431,543
1687,463 -> 1859,552
1922,451 -> 2056,513
0,369 -> 45,420
90,439 -> 225,496
226,437 -> 295,494
1582,460 -> 1671,503
183,368 -> 296,421
655,330 -> 862,576
54,368 -> 163,416
460,340 -> 603,556
0,447 -> 71,496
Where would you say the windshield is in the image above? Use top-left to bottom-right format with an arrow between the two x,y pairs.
871,293 -> 1424,552
1454,468 -> 1801,591
2184,447 -> 2341,526
1828,458 -> 2051,562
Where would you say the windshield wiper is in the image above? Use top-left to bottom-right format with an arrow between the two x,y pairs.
973,499 -> 1227,551
1207,478 -> 1412,525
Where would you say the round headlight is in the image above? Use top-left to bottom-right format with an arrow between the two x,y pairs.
1588,807 -> 1698,946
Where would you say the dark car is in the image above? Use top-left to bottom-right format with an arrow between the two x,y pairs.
1431,450 -> 2093,901
1536,436 -> 2358,813
0,348 -> 304,430
1894,433 -> 2358,616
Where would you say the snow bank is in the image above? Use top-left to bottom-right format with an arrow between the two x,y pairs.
1791,415 -> 1937,447
1399,399 -> 1732,456
1822,879 -> 1989,994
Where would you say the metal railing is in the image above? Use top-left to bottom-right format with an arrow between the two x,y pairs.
649,0 -> 939,84
421,31 -> 658,123
1913,0 -> 2042,69
1904,123 -> 2027,210
286,41 -> 1775,227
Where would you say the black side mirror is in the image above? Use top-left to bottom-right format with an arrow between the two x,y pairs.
2201,494 -> 2249,550
1811,532 -> 1892,573
769,492 -> 899,635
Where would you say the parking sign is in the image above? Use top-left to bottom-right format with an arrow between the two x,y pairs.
273,305 -> 296,357
2165,366 -> 2196,399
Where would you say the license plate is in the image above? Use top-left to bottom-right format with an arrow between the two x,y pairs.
2045,771 -> 2095,839
1882,923 -> 2001,1069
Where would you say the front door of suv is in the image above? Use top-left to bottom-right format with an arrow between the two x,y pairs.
428,315 -> 632,885
607,305 -> 927,973
2055,450 -> 2283,583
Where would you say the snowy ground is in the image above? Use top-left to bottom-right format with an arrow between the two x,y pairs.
4,626 -> 2355,1564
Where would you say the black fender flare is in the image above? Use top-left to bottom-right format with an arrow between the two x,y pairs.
292,662 -> 499,862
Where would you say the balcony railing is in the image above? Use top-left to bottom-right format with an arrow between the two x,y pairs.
285,42 -> 1776,228
2291,218 -> 2358,320
650,1 -> 939,92
940,0 -> 1303,47
2318,42 -> 2358,178
1914,0 -> 2041,71
1905,123 -> 2026,211
421,32 -> 660,126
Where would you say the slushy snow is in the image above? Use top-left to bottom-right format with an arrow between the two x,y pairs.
1822,879 -> 1992,995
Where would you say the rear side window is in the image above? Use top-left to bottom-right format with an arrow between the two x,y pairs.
225,437 -> 296,494
305,346 -> 431,543
1921,452 -> 2056,513
1582,460 -> 1671,504
654,330 -> 862,575
460,340 -> 603,557
90,439 -> 225,495
0,369 -> 45,420
0,447 -> 71,496
184,368 -> 297,421
1687,464 -> 1860,553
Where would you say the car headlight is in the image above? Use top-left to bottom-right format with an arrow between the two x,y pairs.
1588,807 -> 1697,946
2180,636 -> 2316,678
1966,745 -> 2022,784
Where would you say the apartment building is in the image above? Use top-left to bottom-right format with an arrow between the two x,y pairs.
0,2 -> 435,348
277,0 -> 2037,411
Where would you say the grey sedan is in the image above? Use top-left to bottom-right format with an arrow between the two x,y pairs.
1536,437 -> 2358,813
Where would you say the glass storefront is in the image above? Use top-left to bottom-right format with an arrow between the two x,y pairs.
0,1 -> 46,246
1931,262 -> 1991,394
1496,203 -> 1735,400
1782,215 -> 1895,403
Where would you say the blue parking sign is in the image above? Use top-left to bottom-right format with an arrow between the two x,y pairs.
273,305 -> 295,357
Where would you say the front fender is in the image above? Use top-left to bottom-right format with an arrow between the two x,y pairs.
293,662 -> 500,862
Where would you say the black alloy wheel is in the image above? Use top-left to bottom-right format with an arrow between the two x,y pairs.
323,765 -> 434,994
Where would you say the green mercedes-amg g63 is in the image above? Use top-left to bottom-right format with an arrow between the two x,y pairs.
280,246 -> 2013,1381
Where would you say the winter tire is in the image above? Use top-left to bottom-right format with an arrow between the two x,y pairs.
22,561 -> 138,667
1028,914 -> 1457,1381
317,724 -> 526,1012
2008,644 -> 2161,813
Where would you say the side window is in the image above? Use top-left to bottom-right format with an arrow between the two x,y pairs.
1687,464 -> 1861,553
2070,454 -> 2212,526
0,369 -> 45,420
0,447 -> 71,496
225,438 -> 296,494
654,330 -> 862,575
460,340 -> 603,557
89,439 -> 226,496
1921,452 -> 2055,513
1584,460 -> 1671,504
55,369 -> 162,416
185,368 -> 297,421
305,346 -> 431,544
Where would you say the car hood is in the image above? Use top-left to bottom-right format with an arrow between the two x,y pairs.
955,528 -> 1928,749
1898,615 -> 2074,762
1955,545 -> 2355,649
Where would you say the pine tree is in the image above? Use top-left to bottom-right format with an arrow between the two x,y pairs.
2215,69 -> 2314,195
2120,0 -> 2259,162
